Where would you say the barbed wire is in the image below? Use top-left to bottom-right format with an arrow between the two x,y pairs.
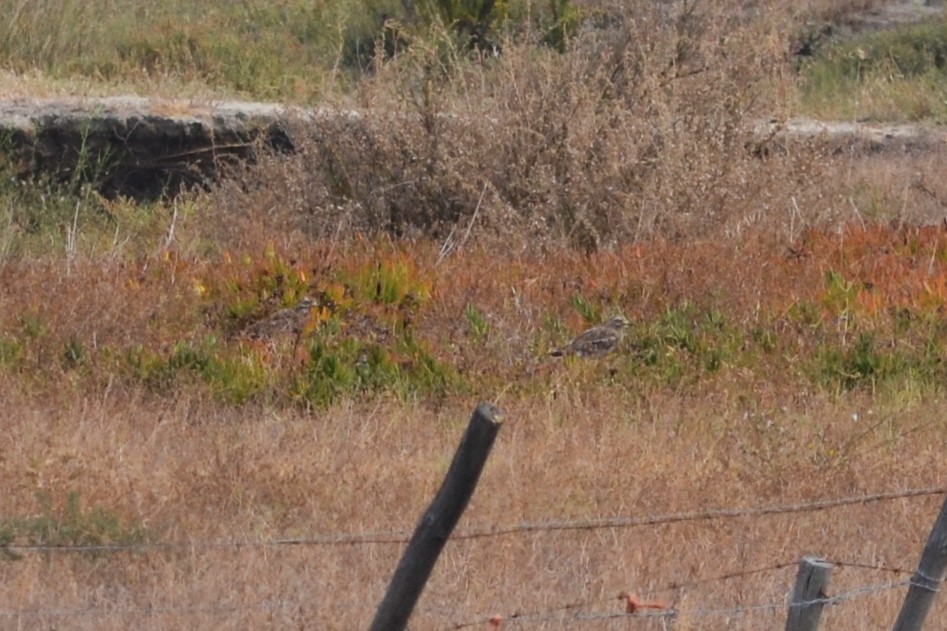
443,560 -> 940,628
909,568 -> 942,593
830,559 -> 914,575
662,560 -> 799,591
450,486 -> 946,541
442,577 -> 912,629
440,559 -> 801,629
422,560 -> 782,628
0,561 -> 922,626
0,599 -> 295,620
3,485 -> 941,556
448,608 -> 674,630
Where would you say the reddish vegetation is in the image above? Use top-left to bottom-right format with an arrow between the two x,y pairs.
5,221 -> 947,402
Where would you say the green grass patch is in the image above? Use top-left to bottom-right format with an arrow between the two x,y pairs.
799,20 -> 947,122
464,303 -> 490,343
626,303 -> 742,386
810,320 -> 947,394
294,330 -> 455,407
0,491 -> 146,557
126,339 -> 269,404
0,140 -> 157,258
0,335 -> 22,368
570,294 -> 602,324
0,0 -> 579,100
0,0 -> 344,99
340,256 -> 432,307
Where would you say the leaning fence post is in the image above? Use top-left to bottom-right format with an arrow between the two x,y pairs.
892,493 -> 947,631
785,556 -> 833,631
369,403 -> 502,631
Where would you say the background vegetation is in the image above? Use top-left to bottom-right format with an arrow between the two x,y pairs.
2,0 -> 947,628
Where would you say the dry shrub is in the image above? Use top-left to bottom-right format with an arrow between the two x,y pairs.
206,0 -> 825,250
136,0 -> 947,257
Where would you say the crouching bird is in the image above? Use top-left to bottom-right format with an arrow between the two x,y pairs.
244,297 -> 316,341
550,315 -> 630,358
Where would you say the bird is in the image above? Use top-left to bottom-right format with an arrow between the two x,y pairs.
550,315 -> 630,358
243,297 -> 317,342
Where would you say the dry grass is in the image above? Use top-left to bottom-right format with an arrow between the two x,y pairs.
1,386 -> 945,629
3,228 -> 947,628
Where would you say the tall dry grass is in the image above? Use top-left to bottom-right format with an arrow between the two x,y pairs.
2,387 -> 945,629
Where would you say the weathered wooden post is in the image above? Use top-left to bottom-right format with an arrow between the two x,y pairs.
369,403 -> 502,631
785,557 -> 833,631
892,493 -> 947,631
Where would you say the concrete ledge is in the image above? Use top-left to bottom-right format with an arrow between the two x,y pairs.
1,95 -> 945,199
751,117 -> 947,156
0,96 -> 310,199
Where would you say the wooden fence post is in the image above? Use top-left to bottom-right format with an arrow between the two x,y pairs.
892,493 -> 947,631
369,403 -> 502,631
785,556 -> 833,631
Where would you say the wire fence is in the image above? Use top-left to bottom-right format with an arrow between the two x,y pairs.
440,559 -> 924,630
1,485 -> 942,627
0,599 -> 295,621
0,561 -> 923,628
443,578 -> 917,629
4,485 -> 942,555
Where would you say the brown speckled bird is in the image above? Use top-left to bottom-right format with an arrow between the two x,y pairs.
244,297 -> 316,342
550,315 -> 630,358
